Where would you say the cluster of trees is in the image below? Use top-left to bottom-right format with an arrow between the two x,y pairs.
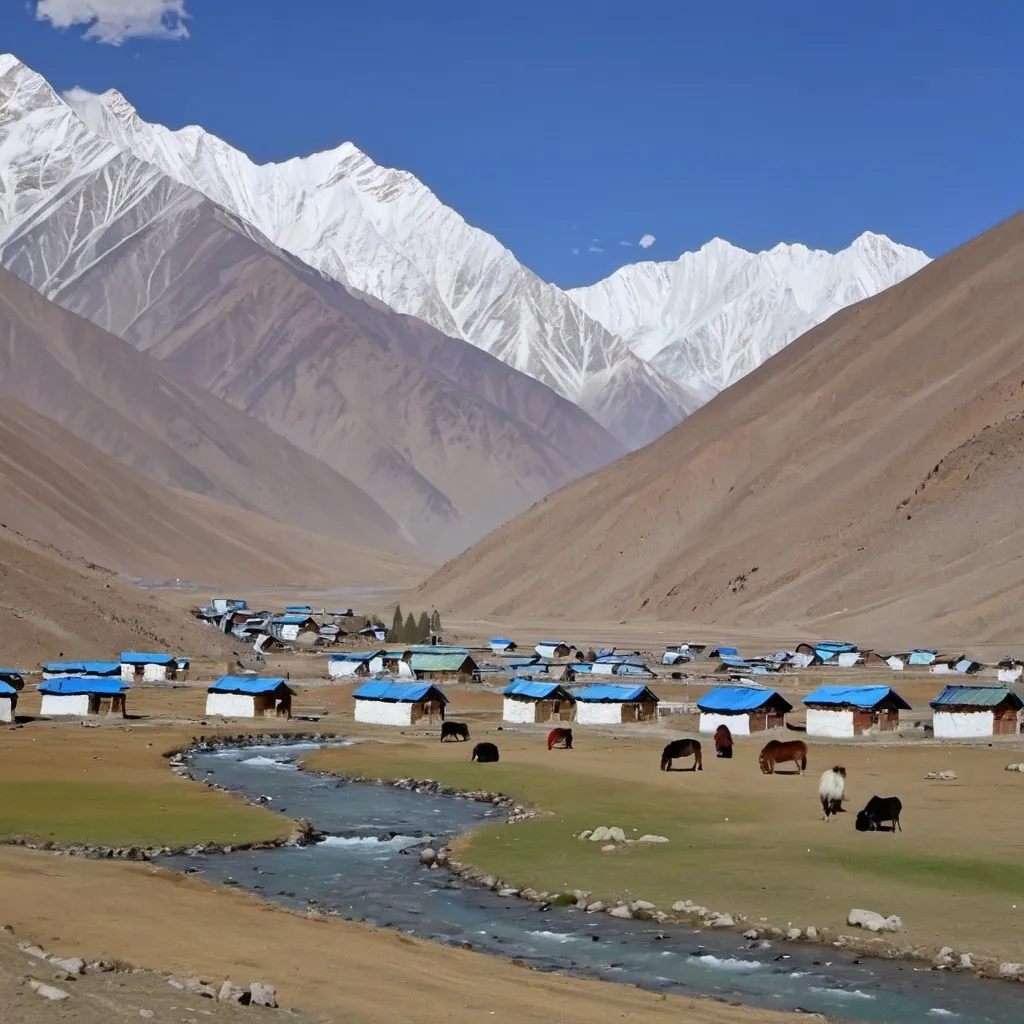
390,605 -> 442,643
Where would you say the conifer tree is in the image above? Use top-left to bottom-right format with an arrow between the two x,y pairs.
430,609 -> 442,633
417,611 -> 430,640
391,605 -> 403,640
404,612 -> 417,642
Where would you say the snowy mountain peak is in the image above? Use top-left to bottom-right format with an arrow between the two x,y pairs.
568,233 -> 930,395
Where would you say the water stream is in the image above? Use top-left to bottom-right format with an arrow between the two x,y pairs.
161,745 -> 1023,1024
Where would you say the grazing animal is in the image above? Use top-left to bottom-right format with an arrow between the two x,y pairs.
440,721 -> 470,742
471,741 -> 499,763
714,724 -> 733,759
855,795 -> 902,832
759,739 -> 808,775
818,766 -> 847,819
547,727 -> 573,750
660,738 -> 703,771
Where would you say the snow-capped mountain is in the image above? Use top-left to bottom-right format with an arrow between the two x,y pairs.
568,235 -> 931,399
63,84 -> 699,448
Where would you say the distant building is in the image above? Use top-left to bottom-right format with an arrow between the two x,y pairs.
120,652 -> 179,683
502,679 -> 576,724
268,615 -> 320,644
802,685 -> 911,738
0,667 -> 26,691
409,652 -> 478,682
352,681 -> 448,726
535,640 -> 571,660
205,676 -> 294,718
930,685 -> 1023,738
0,679 -> 18,723
41,661 -> 121,680
490,638 -> 517,654
573,683 -> 660,725
328,651 -> 385,678
38,678 -> 128,717
696,686 -> 793,735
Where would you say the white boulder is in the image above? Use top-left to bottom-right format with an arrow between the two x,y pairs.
847,908 -> 902,933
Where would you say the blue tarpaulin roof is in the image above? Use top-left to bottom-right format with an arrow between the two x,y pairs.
270,615 -> 316,625
209,676 -> 291,695
0,681 -> 17,696
815,641 -> 858,653
504,655 -> 542,667
490,638 -> 513,645
352,681 -> 448,703
0,667 -> 25,677
42,661 -> 121,676
503,679 -> 571,699
714,646 -> 739,657
120,652 -> 175,665
284,605 -> 313,613
38,678 -> 128,695
930,685 -> 1023,709
803,685 -> 911,710
573,683 -> 659,703
329,650 -> 385,662
697,686 -> 792,713
719,655 -> 751,667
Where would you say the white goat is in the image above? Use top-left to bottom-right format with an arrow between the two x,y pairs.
818,766 -> 846,820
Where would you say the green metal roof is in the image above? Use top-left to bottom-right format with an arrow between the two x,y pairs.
930,685 -> 1023,709
409,653 -> 475,672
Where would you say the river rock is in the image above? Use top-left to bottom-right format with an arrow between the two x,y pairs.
934,946 -> 955,967
497,887 -> 520,898
710,914 -> 735,928
217,981 -> 249,1004
601,844 -> 617,852
786,928 -> 803,941
638,834 -> 669,843
959,953 -> 975,970
743,929 -> 759,940
608,905 -> 633,919
630,900 -> 656,912
419,847 -> 437,866
1005,764 -> 1024,773
577,830 -> 593,841
181,976 -> 217,998
50,956 -> 85,975
249,983 -> 278,1007
924,771 -> 957,780
607,827 -> 627,843
28,979 -> 70,1001
585,901 -> 605,913
435,849 -> 449,867
589,827 -> 611,842
847,909 -> 902,933
804,926 -> 818,941
672,901 -> 691,913
998,963 -> 1024,981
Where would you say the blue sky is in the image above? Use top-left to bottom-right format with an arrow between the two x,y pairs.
6,1 -> 1022,287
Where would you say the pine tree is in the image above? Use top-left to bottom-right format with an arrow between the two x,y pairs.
430,609 -> 442,633
403,612 -> 417,642
417,611 -> 430,641
391,605 -> 403,641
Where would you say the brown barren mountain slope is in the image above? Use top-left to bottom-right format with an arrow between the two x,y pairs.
0,399 -> 424,590
0,266 -> 410,556
0,527 -> 246,667
416,212 -> 1024,648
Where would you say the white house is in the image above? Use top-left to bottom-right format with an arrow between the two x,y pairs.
696,686 -> 793,735
38,678 -> 129,717
120,651 -> 178,682
802,685 -> 911,738
352,681 -> 448,726
41,661 -> 121,680
268,615 -> 320,643
573,683 -> 660,725
328,650 -> 385,678
490,638 -> 517,654
502,679 -> 576,724
535,640 -> 571,660
930,685 -> 1023,738
205,676 -> 294,718
0,680 -> 17,723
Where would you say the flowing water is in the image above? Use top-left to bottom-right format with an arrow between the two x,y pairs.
162,745 -> 1023,1024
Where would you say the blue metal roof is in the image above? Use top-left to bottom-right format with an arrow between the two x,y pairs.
42,661 -> 121,676
815,641 -> 857,654
329,650 -> 385,662
120,652 -> 175,665
573,683 -> 659,702
803,685 -> 911,710
352,681 -> 448,703
504,655 -> 542,667
405,645 -> 469,654
38,678 -> 128,695
930,685 -> 1023,709
271,614 -> 316,625
0,681 -> 17,696
697,686 -> 792,713
0,667 -> 25,675
503,678 -> 570,699
568,662 -> 593,673
714,646 -> 739,657
284,605 -> 313,613
209,676 -> 291,695
490,638 -> 513,645
719,655 -> 751,667
538,640 -> 567,645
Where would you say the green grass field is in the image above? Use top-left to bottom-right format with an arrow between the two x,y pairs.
0,779 -> 292,848
305,743 -> 1024,958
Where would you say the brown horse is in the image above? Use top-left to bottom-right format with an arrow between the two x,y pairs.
759,739 -> 807,775
547,727 -> 573,750
660,739 -> 703,771
714,724 -> 733,758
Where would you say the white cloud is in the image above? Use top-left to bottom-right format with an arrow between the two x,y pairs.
619,240 -> 633,247
570,247 -> 580,256
638,233 -> 656,248
35,1 -> 190,45
588,245 -> 604,253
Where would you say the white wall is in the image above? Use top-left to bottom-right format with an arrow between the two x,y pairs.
278,624 -> 300,641
589,663 -> 618,676
354,700 -> 414,726
699,712 -> 750,736
503,698 -> 536,724
40,694 -> 90,716
932,710 -> 994,739
576,703 -> 624,725
205,692 -> 256,717
123,663 -> 169,682
0,697 -> 13,723
121,664 -> 134,682
998,667 -> 1023,683
329,660 -> 361,678
806,708 -> 854,738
